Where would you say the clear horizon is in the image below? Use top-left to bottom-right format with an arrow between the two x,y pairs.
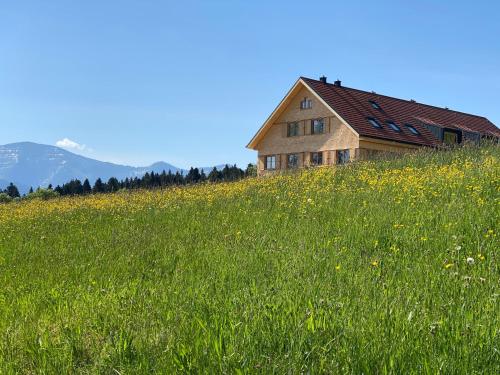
2,0 -> 499,168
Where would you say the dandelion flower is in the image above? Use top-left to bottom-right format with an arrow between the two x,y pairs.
444,263 -> 454,269
371,260 -> 378,267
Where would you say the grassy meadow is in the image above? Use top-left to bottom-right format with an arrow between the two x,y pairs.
0,145 -> 498,373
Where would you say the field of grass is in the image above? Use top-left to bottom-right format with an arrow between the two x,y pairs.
0,145 -> 498,373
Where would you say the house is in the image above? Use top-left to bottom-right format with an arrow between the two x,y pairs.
247,76 -> 499,174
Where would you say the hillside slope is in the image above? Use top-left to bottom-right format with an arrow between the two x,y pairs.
0,145 -> 498,373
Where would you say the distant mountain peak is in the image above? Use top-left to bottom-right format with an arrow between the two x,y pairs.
0,142 -> 226,194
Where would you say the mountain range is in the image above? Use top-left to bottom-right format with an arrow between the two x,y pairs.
0,142 -> 224,194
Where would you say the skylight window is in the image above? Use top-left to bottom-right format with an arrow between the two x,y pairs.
367,117 -> 382,128
405,124 -> 420,135
369,100 -> 381,110
386,121 -> 401,132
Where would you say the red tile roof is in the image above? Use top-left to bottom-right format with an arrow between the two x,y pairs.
302,77 -> 500,147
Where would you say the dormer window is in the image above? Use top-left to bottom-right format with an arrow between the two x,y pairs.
369,100 -> 381,110
405,124 -> 420,135
386,121 -> 401,132
367,117 -> 382,129
300,97 -> 312,110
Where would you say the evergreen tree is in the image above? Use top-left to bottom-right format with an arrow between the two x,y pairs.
186,167 -> 201,184
5,183 -> 20,198
62,179 -> 83,195
174,171 -> 183,185
107,177 -> 120,192
82,179 -> 92,194
93,178 -> 105,193
245,163 -> 257,177
142,172 -> 152,188
208,167 -> 221,182
29,187 -> 34,194
222,165 -> 231,181
123,178 -> 131,189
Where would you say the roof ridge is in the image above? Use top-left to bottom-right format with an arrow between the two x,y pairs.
300,76 -> 489,121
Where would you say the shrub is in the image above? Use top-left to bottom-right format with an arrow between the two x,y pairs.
24,188 -> 60,201
0,193 -> 12,203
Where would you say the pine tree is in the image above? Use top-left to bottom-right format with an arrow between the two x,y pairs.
107,177 -> 120,192
222,165 -> 231,181
6,183 -> 20,198
82,179 -> 92,194
208,167 -> 220,182
186,167 -> 201,184
29,187 -> 34,194
93,178 -> 105,193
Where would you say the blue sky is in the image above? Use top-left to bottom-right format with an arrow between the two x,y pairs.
1,0 -> 499,168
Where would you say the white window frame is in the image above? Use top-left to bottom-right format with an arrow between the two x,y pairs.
265,155 -> 276,170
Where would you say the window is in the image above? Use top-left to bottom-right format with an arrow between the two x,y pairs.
336,149 -> 350,164
405,124 -> 419,135
367,117 -> 382,128
311,119 -> 324,134
443,131 -> 458,145
386,121 -> 401,132
265,155 -> 276,170
300,97 -> 312,110
287,122 -> 300,137
369,100 -> 381,110
287,154 -> 299,168
310,152 -> 323,166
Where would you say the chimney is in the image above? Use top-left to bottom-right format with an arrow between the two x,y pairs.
334,79 -> 342,87
319,76 -> 327,83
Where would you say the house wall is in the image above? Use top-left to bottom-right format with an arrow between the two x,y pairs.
255,86 -> 359,173
358,137 -> 421,159
356,138 -> 421,160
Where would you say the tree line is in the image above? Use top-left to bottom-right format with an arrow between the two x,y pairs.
0,164 -> 256,202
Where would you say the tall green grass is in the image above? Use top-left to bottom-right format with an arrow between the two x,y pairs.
0,145 -> 498,373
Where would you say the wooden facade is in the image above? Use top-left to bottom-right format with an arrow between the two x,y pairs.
248,80 -> 419,175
